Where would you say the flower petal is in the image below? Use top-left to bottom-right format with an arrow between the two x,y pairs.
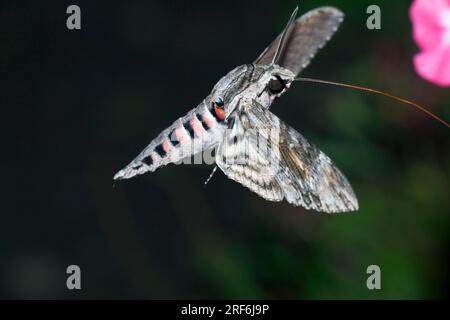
414,46 -> 450,86
410,0 -> 450,50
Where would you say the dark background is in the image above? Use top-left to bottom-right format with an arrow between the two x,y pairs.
1,0 -> 449,299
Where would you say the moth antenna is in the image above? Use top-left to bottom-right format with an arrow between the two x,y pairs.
272,6 -> 299,65
295,77 -> 450,129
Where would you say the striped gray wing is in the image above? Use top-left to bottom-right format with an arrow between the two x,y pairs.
215,110 -> 284,202
255,6 -> 344,76
216,100 -> 358,213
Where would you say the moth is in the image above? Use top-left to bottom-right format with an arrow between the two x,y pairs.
114,6 -> 359,213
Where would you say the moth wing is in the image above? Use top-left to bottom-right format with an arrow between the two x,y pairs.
255,6 -> 344,77
216,101 -> 358,213
215,113 -> 284,202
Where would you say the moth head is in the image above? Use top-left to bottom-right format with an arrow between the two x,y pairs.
209,64 -> 295,121
255,64 -> 295,108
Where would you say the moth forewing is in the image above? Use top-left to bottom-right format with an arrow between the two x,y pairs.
255,6 -> 344,77
217,101 -> 358,213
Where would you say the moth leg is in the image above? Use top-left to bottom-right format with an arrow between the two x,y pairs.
204,166 -> 218,185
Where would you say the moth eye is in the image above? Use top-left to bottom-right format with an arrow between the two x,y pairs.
214,97 -> 224,108
268,76 -> 285,94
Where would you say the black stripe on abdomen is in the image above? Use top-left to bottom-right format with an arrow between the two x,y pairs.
168,129 -> 180,147
196,113 -> 210,130
142,155 -> 153,166
183,120 -> 195,138
155,143 -> 166,158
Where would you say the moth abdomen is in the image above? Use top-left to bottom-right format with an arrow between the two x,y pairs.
114,103 -> 226,181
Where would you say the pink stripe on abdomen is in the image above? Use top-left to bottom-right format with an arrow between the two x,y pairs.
175,121 -> 190,146
190,116 -> 206,138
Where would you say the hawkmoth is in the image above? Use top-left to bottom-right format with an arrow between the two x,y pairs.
114,6 -> 359,213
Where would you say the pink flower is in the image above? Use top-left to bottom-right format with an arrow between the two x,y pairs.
410,0 -> 450,87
